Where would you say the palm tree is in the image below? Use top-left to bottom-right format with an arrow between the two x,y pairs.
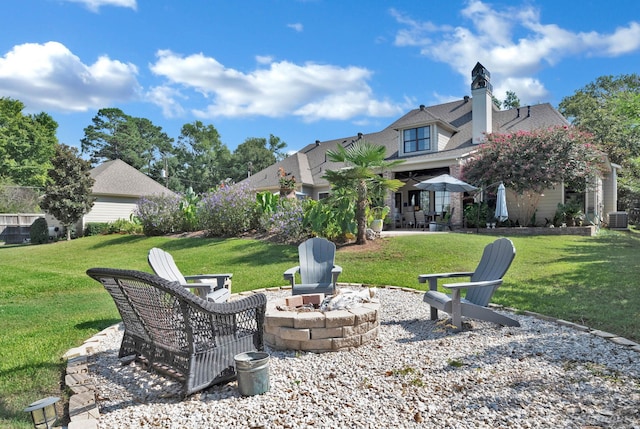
324,140 -> 403,244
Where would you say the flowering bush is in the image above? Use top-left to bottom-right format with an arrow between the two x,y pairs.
198,183 -> 257,237
135,194 -> 183,236
463,126 -> 608,194
259,197 -> 308,243
462,126 -> 608,224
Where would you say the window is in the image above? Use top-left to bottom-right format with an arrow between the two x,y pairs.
435,191 -> 450,214
403,126 -> 430,153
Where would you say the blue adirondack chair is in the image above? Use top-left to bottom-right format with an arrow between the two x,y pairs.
148,247 -> 232,303
284,237 -> 342,295
418,237 -> 519,330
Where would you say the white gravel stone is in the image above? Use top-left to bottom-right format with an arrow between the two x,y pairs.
86,288 -> 640,428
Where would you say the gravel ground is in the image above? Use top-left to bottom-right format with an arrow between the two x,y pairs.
87,288 -> 640,429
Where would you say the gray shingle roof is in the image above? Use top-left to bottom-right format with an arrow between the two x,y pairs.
90,159 -> 175,197
240,99 -> 569,191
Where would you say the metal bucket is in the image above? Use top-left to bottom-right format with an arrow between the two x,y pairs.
234,351 -> 270,396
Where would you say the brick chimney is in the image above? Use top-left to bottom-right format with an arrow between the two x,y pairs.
471,62 -> 493,144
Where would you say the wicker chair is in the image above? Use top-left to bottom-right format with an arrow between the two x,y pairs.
86,268 -> 266,396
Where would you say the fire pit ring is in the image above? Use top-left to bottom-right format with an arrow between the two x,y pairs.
264,290 -> 380,352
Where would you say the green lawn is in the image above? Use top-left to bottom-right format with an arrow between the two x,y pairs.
1,230 -> 639,428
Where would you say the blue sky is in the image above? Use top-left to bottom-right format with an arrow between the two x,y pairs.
2,0 -> 640,155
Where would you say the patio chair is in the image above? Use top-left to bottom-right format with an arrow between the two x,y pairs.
418,237 -> 519,330
284,237 -> 342,295
86,268 -> 266,396
148,247 -> 232,303
436,207 -> 455,231
415,210 -> 426,229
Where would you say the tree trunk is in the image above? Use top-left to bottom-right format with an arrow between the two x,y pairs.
355,180 -> 367,245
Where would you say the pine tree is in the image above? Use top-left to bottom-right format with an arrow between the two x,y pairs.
40,144 -> 95,240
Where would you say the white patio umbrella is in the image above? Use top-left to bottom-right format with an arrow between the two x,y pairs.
415,174 -> 478,212
494,182 -> 508,223
414,174 -> 478,193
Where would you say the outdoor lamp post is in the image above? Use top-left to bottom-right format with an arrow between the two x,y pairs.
24,396 -> 60,429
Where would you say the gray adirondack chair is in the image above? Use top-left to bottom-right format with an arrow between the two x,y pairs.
418,237 -> 519,330
284,237 -> 342,295
148,247 -> 232,303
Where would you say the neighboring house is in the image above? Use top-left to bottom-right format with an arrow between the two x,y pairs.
46,159 -> 175,234
241,63 -> 619,228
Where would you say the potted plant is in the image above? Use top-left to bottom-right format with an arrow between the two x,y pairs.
369,206 -> 390,233
278,167 -> 296,197
555,201 -> 584,227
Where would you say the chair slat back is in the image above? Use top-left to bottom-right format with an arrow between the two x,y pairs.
298,237 -> 336,285
466,238 -> 516,306
148,247 -> 187,284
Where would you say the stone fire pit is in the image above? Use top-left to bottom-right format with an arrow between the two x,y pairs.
264,290 -> 380,352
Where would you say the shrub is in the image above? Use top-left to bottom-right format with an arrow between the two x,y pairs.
135,194 -> 183,236
29,217 -> 49,244
198,184 -> 257,237
84,223 -> 109,236
260,198 -> 309,243
107,218 -> 143,235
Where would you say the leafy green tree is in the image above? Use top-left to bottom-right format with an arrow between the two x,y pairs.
324,140 -> 403,244
0,97 -> 57,187
503,90 -> 521,109
81,108 -> 173,173
227,137 -> 280,183
40,144 -> 95,240
267,134 -> 288,161
559,74 -> 640,164
559,74 -> 640,209
0,178 -> 40,212
462,126 -> 608,224
174,121 -> 231,193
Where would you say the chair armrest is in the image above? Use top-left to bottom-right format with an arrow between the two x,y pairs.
418,272 -> 474,291
331,265 -> 342,284
183,273 -> 233,281
418,272 -> 474,283
283,266 -> 300,287
184,274 -> 232,292
442,279 -> 503,290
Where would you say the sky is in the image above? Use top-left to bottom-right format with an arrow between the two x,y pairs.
2,0 -> 640,155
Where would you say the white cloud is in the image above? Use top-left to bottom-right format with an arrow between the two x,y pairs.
62,0 -> 137,12
256,55 -> 274,65
0,41 -> 140,112
149,50 -> 405,121
146,86 -> 186,118
288,23 -> 304,32
392,0 -> 640,104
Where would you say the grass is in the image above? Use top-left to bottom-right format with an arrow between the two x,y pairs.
1,230 -> 639,427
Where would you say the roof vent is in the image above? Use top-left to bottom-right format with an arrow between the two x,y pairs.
419,104 -> 426,111
527,106 -> 531,117
315,140 -> 320,146
516,108 -> 520,118
463,96 -> 469,102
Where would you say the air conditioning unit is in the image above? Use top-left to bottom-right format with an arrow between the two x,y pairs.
608,211 -> 628,229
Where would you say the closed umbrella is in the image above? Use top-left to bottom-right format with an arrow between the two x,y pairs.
494,182 -> 508,223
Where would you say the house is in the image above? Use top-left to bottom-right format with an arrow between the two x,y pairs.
240,63 -> 619,228
46,159 -> 175,235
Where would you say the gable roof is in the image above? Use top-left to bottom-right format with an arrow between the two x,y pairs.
90,159 -> 175,198
240,98 -> 570,192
